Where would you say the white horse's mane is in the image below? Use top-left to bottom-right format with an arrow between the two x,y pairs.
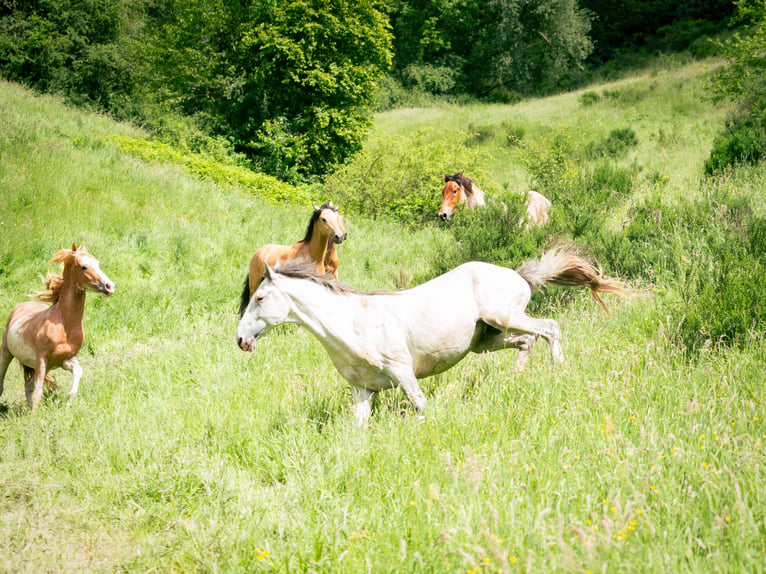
272,260 -> 393,296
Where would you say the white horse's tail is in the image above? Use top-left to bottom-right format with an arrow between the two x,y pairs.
516,248 -> 626,315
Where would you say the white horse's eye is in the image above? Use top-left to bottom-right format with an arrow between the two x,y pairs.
256,295 -> 265,303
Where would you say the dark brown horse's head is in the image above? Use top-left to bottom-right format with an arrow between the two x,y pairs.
438,172 -> 472,220
305,201 -> 348,244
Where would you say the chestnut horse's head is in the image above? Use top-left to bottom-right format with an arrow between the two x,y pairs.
54,244 -> 115,297
438,173 -> 469,220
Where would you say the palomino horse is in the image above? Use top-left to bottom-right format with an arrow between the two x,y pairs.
237,249 -> 624,426
438,171 -> 551,227
0,244 -> 115,410
239,202 -> 347,316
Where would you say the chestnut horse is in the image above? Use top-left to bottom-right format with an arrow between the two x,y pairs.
0,244 -> 115,410
239,202 -> 347,316
438,171 -> 550,227
438,172 -> 485,220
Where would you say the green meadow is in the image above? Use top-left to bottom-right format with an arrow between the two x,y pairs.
1,57 -> 765,573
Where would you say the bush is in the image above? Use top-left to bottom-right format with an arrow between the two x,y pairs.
705,103 -> 766,174
578,91 -> 601,106
319,129 -> 494,225
585,127 -> 639,158
428,193 -> 543,276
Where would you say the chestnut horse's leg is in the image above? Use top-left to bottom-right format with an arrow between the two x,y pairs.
26,356 -> 47,410
0,339 -> 12,398
62,357 -> 83,402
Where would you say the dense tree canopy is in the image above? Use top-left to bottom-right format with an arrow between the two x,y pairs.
0,0 -> 737,179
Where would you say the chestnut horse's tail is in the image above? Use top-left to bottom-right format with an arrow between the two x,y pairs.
238,274 -> 250,318
516,248 -> 626,315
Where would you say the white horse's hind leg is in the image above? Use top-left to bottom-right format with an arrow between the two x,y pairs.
394,370 -> 427,415
484,314 -> 564,365
471,330 -> 538,372
350,386 -> 375,427
62,357 -> 83,402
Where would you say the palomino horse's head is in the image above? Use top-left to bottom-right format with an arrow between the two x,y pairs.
438,173 -> 467,221
237,264 -> 290,352
310,201 -> 347,244
49,244 -> 115,298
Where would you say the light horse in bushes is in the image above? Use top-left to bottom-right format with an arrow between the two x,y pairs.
0,244 -> 115,411
239,202 -> 347,316
438,171 -> 551,227
237,248 -> 624,426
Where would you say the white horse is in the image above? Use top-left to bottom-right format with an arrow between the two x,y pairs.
237,249 -> 624,426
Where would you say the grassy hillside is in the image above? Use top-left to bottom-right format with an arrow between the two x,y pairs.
1,59 -> 765,574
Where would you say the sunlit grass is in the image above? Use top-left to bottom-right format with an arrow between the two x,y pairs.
0,68 -> 764,574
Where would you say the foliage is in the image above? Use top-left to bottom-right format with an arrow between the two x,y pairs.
387,0 -> 594,97
319,128 -> 496,224
0,0 -> 134,107
706,0 -> 766,172
580,0 -> 734,64
108,136 -> 312,205
138,0 -> 392,180
705,102 -> 766,173
585,127 -> 639,158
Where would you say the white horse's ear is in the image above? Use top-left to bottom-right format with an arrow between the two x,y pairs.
263,264 -> 274,281
312,203 -> 319,211
328,200 -> 334,208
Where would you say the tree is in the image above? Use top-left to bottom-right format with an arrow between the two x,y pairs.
387,0 -> 593,98
0,0 -> 134,107
706,0 -> 766,173
139,0 -> 392,180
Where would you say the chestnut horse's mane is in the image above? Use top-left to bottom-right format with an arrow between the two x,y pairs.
445,172 -> 477,198
33,245 -> 88,303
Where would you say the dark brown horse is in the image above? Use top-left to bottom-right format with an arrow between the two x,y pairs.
239,202 -> 347,316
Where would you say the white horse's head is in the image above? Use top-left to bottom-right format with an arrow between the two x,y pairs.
236,264 -> 290,352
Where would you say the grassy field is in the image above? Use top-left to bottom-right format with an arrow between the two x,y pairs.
1,57 -> 765,574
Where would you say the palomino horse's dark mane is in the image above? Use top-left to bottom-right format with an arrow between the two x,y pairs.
34,247 -> 87,304
272,259 -> 392,297
301,202 -> 337,243
445,172 -> 477,198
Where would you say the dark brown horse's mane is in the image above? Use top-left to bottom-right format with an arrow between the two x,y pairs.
273,259 -> 392,296
445,172 -> 477,198
301,202 -> 337,243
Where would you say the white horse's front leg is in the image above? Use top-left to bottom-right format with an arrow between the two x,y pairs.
62,357 -> 83,402
350,386 -> 375,427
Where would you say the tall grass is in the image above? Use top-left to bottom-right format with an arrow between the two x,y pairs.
1,67 -> 765,574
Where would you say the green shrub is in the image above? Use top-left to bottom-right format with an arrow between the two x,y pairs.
319,129 -> 494,225
425,193 -> 545,278
585,127 -> 639,158
705,103 -> 766,174
578,91 -> 601,106
108,136 -> 311,204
